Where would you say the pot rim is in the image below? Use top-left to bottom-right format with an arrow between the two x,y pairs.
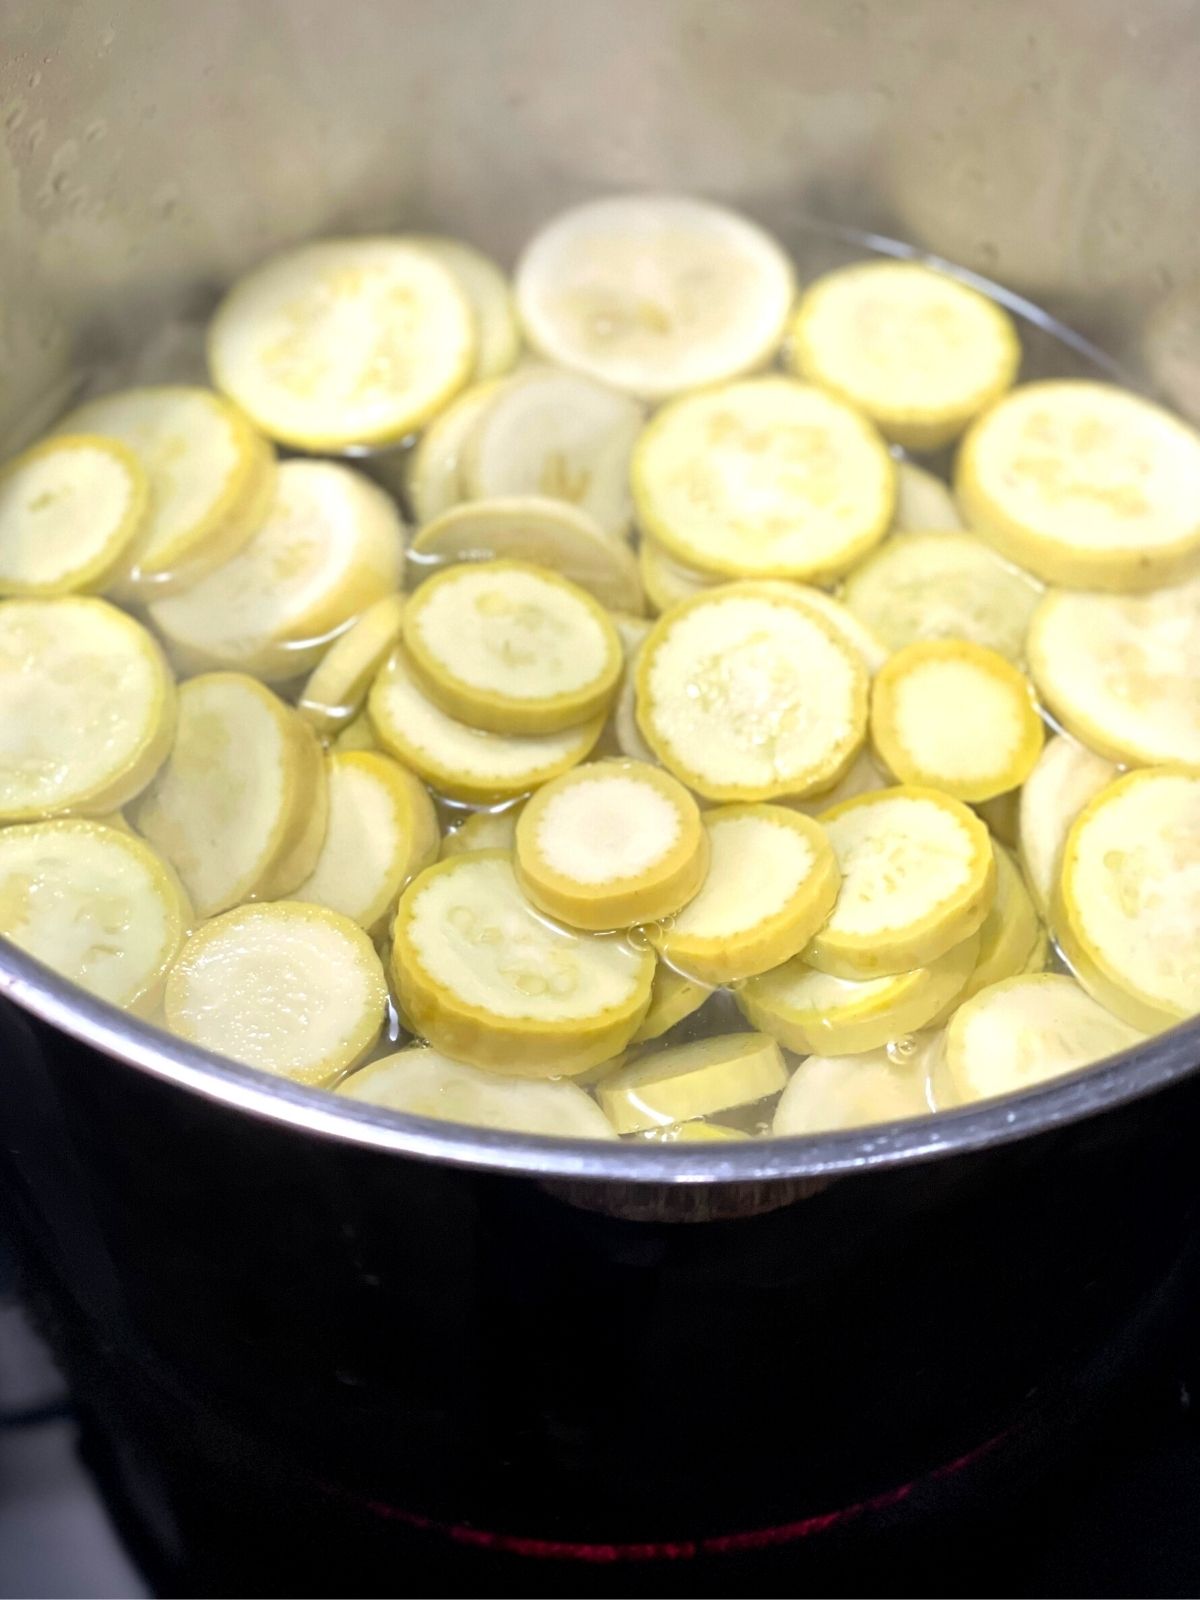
3,938 -> 1197,1183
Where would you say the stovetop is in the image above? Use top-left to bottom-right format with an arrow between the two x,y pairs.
4,1249 -> 1200,1599
0,1250 -> 143,1600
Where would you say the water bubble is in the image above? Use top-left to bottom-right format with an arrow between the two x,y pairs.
384,995 -> 404,1044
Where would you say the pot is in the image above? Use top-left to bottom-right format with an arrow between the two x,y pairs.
2,1 -> 1200,1590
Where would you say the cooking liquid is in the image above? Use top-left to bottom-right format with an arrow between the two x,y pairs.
30,220 -> 1163,1138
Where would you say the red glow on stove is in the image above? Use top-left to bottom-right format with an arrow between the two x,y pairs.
342,1429 -> 1013,1563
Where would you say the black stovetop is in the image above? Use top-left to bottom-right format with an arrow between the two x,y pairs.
5,1251 -> 1200,1598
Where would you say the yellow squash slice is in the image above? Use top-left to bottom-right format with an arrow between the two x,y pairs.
401,377 -> 508,524
772,1043 -> 940,1135
892,460 -> 964,532
611,681 -> 659,768
514,194 -> 795,399
1026,577 -> 1200,767
0,598 -> 174,822
410,496 -> 643,612
786,260 -> 1019,451
339,1046 -> 616,1138
808,786 -> 995,978
132,672 -> 318,917
605,615 -> 656,766
165,901 -> 387,1086
778,585 -> 891,675
631,377 -> 895,582
841,532 -> 1042,662
949,843 -> 1042,1009
639,545 -> 890,673
1054,766 -> 1200,1032
368,646 -> 603,804
57,385 -> 275,597
252,716 -> 329,900
739,935 -> 978,1056
635,583 -> 869,802
564,1050 -> 630,1089
0,434 -> 148,597
207,236 -> 476,451
942,973 -> 1145,1107
149,460 -> 405,683
0,818 -> 191,1013
651,804 -> 840,985
515,759 -> 708,931
956,380 -> 1200,590
639,536 -> 714,615
1017,734 -> 1118,915
298,593 -> 406,733
612,668 -> 659,767
870,639 -> 1045,802
462,366 -> 644,539
402,559 -> 621,734
391,851 -> 655,1074
293,750 -> 440,933
407,235 -> 520,381
630,963 -> 711,1044
595,1032 -> 788,1134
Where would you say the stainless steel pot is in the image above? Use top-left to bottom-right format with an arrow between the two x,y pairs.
3,2 -> 1200,1589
